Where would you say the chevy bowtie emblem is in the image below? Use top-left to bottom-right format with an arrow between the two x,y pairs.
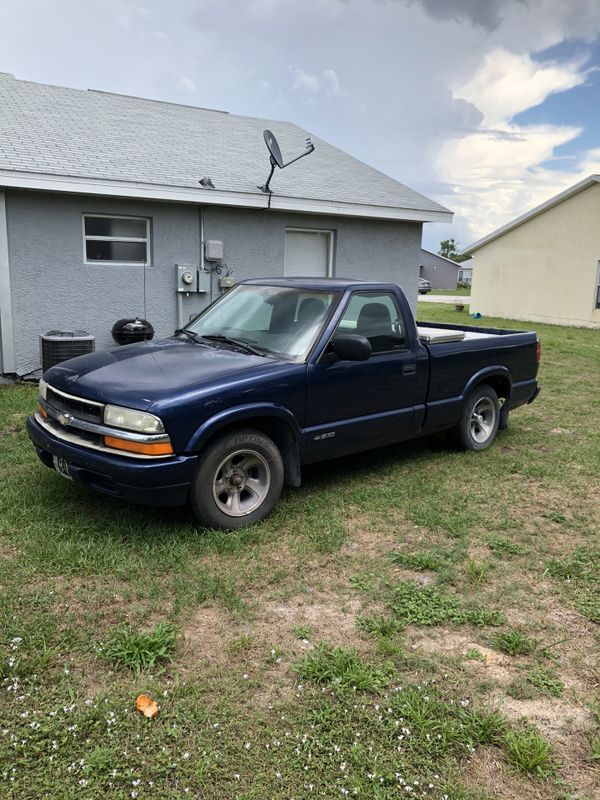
58,411 -> 73,426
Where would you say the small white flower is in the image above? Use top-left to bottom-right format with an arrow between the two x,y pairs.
183,752 -> 190,760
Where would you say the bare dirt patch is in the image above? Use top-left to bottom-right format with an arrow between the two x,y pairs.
410,629 -> 516,685
461,746 -> 559,800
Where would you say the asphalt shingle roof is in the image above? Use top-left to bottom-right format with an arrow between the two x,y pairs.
0,73 -> 450,219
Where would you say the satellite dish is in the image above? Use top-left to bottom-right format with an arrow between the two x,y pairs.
258,129 -> 315,195
264,130 -> 284,169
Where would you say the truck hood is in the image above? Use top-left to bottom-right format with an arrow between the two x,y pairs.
43,339 -> 282,410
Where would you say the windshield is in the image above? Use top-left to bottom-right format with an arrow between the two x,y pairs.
185,284 -> 338,361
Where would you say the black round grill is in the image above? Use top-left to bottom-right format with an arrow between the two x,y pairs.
111,318 -> 155,346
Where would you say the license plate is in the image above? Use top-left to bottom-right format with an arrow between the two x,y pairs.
52,456 -> 73,481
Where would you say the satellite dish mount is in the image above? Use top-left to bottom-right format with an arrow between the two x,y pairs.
258,129 -> 315,194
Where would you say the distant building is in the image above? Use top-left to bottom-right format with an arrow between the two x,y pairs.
0,73 -> 452,376
457,258 -> 473,286
464,175 -> 600,328
419,249 -> 460,289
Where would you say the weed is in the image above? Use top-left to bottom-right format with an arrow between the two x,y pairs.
590,735 -> 600,762
293,625 -> 311,640
464,560 -> 491,584
390,550 -> 447,571
545,547 -> 598,581
503,728 -> 556,776
543,510 -> 567,524
526,665 -> 564,698
226,634 -> 255,654
293,643 -> 389,692
487,536 -> 529,556
390,582 -> 504,628
99,622 -> 177,674
266,646 -> 284,665
492,628 -> 538,656
349,572 -> 375,591
466,648 -> 486,661
356,614 -> 400,638
571,586 -> 600,624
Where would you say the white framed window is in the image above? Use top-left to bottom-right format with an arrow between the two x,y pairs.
284,228 -> 333,278
83,214 -> 151,265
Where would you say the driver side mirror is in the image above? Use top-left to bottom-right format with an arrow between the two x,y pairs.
326,333 -> 371,363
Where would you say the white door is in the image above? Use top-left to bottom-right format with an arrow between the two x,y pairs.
284,229 -> 332,278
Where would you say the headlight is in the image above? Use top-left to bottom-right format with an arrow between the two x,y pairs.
39,378 -> 47,400
104,405 -> 165,434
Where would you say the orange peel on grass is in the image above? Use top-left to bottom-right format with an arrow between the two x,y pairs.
135,694 -> 159,718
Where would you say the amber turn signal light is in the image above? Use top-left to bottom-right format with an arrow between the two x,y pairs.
104,436 -> 174,456
38,403 -> 48,418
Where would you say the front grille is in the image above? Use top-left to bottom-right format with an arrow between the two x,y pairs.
44,415 -> 103,447
46,386 -> 103,424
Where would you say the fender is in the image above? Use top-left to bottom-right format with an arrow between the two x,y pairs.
460,365 -> 512,401
185,402 -> 303,453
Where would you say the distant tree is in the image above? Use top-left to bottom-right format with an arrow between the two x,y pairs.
438,239 -> 469,263
438,238 -> 459,260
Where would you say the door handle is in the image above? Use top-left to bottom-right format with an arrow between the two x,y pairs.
402,364 -> 417,376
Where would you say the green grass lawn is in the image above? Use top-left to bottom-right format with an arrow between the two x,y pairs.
423,288 -> 471,296
1,305 -> 599,799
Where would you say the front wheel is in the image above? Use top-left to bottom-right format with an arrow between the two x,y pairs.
456,385 -> 500,451
190,428 -> 284,530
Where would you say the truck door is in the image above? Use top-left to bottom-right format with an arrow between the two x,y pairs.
304,291 -> 418,460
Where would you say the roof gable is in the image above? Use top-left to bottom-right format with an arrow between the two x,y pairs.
463,175 -> 600,254
0,73 -> 451,223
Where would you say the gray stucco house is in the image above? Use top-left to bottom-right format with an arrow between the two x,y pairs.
0,73 -> 452,376
419,249 -> 461,290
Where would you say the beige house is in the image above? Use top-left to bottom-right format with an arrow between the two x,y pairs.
464,175 -> 600,328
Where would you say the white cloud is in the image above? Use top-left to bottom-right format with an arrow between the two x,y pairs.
322,68 -> 346,97
457,48 -> 589,126
177,75 -> 197,94
290,66 -> 320,93
433,47 -> 600,243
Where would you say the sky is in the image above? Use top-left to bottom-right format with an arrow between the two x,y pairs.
1,0 -> 600,252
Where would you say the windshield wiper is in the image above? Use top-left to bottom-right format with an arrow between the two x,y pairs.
201,334 -> 266,357
174,329 -> 203,344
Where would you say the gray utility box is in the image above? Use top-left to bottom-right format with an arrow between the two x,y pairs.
204,240 -> 224,262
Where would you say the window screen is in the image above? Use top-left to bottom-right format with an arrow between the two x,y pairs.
284,230 -> 331,277
83,215 -> 150,264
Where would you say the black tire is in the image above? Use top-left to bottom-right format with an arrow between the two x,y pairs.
190,428 -> 284,530
455,384 -> 500,451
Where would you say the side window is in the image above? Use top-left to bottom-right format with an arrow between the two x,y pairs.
336,293 -> 406,353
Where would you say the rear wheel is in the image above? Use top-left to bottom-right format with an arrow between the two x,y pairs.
456,384 -> 500,451
190,428 -> 284,530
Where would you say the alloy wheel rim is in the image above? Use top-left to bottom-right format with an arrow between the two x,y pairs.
470,397 -> 496,443
212,449 -> 271,517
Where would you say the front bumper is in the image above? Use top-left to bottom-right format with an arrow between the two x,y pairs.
27,415 -> 197,507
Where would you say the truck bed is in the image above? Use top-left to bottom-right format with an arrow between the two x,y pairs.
416,320 -> 539,432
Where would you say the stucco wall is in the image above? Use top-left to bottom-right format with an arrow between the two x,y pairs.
4,190 -> 422,374
470,182 -> 600,328
419,251 -> 459,289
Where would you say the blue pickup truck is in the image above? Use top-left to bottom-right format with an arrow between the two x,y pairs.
28,278 -> 540,529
